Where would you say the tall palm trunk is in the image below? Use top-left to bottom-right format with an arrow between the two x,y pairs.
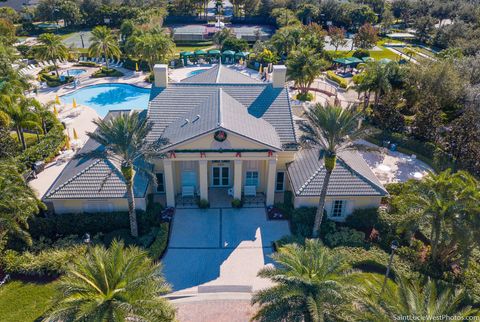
16,126 -> 26,150
431,216 -> 442,260
103,46 -> 109,70
312,156 -> 336,237
122,164 -> 138,237
53,61 -> 59,77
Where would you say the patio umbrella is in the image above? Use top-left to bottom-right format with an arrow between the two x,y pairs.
72,98 -> 77,108
180,51 -> 194,57
207,49 -> 221,56
194,49 -> 207,56
259,64 -> 263,74
53,105 -> 58,117
222,50 -> 235,56
73,128 -> 79,140
333,57 -> 351,65
65,135 -> 71,150
234,51 -> 250,58
135,62 -> 139,72
346,57 -> 363,64
55,95 -> 60,105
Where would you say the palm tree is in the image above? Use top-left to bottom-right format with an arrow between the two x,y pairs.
299,104 -> 369,237
404,47 -> 416,62
355,274 -> 479,321
37,33 -> 69,77
354,61 -> 397,109
286,47 -> 329,98
44,240 -> 176,321
395,170 -> 465,261
128,32 -> 175,72
89,26 -> 121,71
0,161 -> 41,245
3,97 -> 42,150
252,239 -> 352,322
83,111 -> 167,237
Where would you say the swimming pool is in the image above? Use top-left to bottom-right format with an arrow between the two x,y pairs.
61,69 -> 86,77
61,83 -> 151,117
186,69 -> 207,77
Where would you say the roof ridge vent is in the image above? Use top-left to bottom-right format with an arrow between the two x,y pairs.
182,119 -> 190,127
193,114 -> 201,123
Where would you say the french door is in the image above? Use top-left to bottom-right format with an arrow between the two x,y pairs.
212,166 -> 230,187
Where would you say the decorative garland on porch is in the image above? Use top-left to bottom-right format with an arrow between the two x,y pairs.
167,149 -> 276,159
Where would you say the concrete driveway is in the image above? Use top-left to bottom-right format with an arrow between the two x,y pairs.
162,208 -> 290,294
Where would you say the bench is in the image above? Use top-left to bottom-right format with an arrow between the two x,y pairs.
244,185 -> 256,197
182,185 -> 195,198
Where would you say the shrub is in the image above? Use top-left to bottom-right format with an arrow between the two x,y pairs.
274,234 -> 305,250
148,223 -> 169,259
290,207 -> 316,237
296,92 -> 314,101
1,245 -> 87,276
75,61 -> 98,67
345,208 -> 380,231
326,70 -> 348,89
102,229 -> 137,247
138,227 -> 160,248
91,67 -> 124,78
123,58 -> 149,72
231,198 -> 243,208
16,124 -> 65,172
38,73 -> 73,87
197,199 -> 210,209
324,226 -> 366,247
352,49 -> 370,58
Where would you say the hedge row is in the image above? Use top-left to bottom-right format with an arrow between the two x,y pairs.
148,223 -> 170,259
2,245 -> 87,276
16,125 -> 66,172
326,70 -> 348,89
28,211 -> 160,239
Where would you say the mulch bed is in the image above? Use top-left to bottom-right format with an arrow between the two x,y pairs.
267,206 -> 287,220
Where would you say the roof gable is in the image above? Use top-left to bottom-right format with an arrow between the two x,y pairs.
159,89 -> 281,150
181,65 -> 262,84
287,148 -> 388,197
147,83 -> 297,149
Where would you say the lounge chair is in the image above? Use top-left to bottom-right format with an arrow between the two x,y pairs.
182,185 -> 195,198
38,62 -> 44,67
244,185 -> 256,197
117,61 -> 123,68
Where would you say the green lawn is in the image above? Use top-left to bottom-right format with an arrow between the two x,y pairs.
174,42 -> 214,54
10,132 -> 42,148
0,280 -> 58,322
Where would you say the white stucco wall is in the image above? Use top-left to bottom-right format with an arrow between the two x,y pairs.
293,195 -> 382,221
50,197 -> 147,214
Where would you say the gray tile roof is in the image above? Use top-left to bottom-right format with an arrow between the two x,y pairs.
43,111 -> 150,201
147,80 -> 297,149
287,148 -> 388,197
181,65 -> 262,84
159,88 -> 281,149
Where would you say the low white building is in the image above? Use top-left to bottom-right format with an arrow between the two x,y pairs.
43,64 -> 387,221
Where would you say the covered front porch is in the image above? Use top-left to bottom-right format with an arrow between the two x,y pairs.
161,156 -> 278,208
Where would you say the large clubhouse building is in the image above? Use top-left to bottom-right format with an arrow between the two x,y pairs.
44,64 -> 387,221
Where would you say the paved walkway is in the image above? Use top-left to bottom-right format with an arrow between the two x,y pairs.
162,208 -> 290,295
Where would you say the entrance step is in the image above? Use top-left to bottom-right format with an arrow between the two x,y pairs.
198,285 -> 253,293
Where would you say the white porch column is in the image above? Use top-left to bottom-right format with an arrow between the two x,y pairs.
234,160 -> 242,199
266,159 -> 277,206
164,159 -> 175,207
199,159 -> 208,201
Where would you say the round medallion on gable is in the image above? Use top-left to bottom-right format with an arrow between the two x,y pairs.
214,130 -> 227,142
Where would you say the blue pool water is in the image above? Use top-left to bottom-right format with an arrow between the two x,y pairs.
61,69 -> 86,77
61,83 -> 151,117
187,69 -> 207,77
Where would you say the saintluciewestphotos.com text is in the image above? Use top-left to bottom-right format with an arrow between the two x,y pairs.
394,315 -> 480,321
